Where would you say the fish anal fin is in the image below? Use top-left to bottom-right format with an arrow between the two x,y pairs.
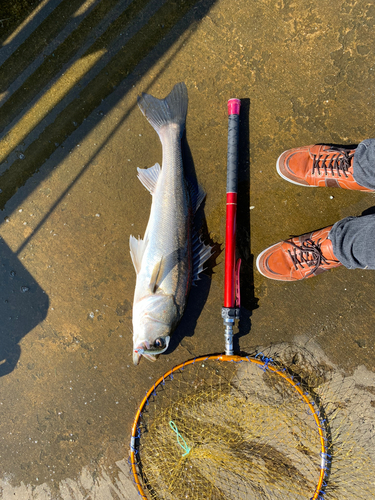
129,235 -> 147,274
137,163 -> 161,194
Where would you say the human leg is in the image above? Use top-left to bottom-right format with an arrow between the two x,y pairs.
352,139 -> 375,190
329,214 -> 375,269
276,140 -> 375,191
256,225 -> 342,281
256,214 -> 375,280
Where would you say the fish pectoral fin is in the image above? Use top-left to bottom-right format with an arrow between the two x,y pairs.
137,163 -> 161,194
129,235 -> 147,274
192,231 -> 213,283
149,257 -> 164,293
149,250 -> 181,293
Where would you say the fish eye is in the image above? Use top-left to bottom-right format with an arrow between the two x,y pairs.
154,338 -> 166,349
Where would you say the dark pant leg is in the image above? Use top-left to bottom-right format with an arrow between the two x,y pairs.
329,214 -> 375,269
353,139 -> 375,190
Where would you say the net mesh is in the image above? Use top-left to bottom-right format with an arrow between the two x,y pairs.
131,347 -> 375,500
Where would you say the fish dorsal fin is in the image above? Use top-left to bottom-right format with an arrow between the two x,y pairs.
137,163 -> 161,194
188,180 -> 206,214
129,235 -> 147,274
149,257 -> 164,293
192,231 -> 213,283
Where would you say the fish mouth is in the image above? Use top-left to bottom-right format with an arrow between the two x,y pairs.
133,341 -> 150,365
133,350 -> 142,365
133,337 -> 170,365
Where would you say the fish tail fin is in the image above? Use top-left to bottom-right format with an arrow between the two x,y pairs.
137,82 -> 188,137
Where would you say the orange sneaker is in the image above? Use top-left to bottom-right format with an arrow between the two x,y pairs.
277,144 -> 374,192
256,226 -> 342,281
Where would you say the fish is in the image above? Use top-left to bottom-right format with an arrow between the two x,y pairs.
130,82 -> 212,365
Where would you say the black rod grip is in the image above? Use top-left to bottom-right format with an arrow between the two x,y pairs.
227,113 -> 240,193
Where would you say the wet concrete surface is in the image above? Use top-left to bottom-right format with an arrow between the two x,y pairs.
0,0 -> 375,498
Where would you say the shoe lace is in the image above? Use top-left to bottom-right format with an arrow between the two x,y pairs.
285,238 -> 331,278
311,146 -> 354,177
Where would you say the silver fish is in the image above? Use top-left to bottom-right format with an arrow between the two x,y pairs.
130,82 -> 212,365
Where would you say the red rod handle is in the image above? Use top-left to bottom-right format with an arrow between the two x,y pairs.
224,98 -> 241,308
224,192 -> 237,307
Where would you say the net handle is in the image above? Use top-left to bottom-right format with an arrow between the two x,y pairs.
224,98 -> 241,309
222,99 -> 241,355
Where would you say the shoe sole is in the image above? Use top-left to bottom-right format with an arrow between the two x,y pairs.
255,247 -> 266,277
276,151 -> 315,187
256,244 -> 284,281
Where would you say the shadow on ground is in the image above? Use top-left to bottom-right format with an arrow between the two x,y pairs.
0,238 -> 48,376
0,0 -> 218,365
0,0 -> 218,214
0,0 -> 219,494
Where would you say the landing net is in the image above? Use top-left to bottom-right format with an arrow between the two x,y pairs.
130,354 -> 329,500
